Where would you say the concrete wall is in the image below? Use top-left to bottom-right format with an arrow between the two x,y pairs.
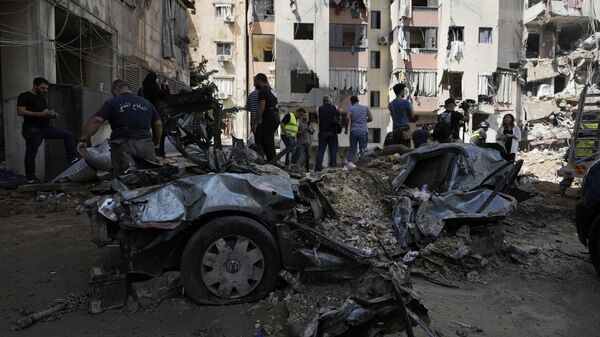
439,0 -> 500,101
1,0 -> 191,178
498,0 -> 523,69
190,0 -> 247,140
274,0 -> 330,108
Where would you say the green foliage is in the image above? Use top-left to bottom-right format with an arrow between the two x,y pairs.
189,56 -> 218,94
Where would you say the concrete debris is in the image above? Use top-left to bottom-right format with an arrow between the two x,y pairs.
129,272 -> 183,308
519,148 -> 567,183
526,59 -> 559,82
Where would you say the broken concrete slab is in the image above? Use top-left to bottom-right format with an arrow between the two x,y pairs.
527,60 -> 559,82
523,99 -> 558,120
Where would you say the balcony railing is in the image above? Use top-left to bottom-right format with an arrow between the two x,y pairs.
253,13 -> 274,22
412,6 -> 438,11
330,46 -> 367,52
402,48 -> 438,54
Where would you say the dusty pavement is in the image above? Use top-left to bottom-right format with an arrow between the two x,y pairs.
1,182 -> 600,337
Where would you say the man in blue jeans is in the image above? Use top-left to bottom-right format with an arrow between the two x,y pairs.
345,95 -> 372,169
314,96 -> 340,171
17,77 -> 78,183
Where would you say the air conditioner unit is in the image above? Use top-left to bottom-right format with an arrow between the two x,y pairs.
217,91 -> 229,99
378,35 -> 390,45
217,55 -> 231,63
224,15 -> 235,23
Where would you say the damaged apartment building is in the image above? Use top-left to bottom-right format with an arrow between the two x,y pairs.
521,0 -> 600,122
199,0 -> 527,154
391,0 -> 524,134
0,0 -> 193,180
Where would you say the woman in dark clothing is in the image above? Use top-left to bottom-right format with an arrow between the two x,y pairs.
496,113 -> 521,162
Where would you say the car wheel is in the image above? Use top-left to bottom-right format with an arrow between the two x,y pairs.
181,216 -> 280,304
587,215 -> 600,275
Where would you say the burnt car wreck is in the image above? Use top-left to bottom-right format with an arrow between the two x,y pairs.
83,91 -> 526,336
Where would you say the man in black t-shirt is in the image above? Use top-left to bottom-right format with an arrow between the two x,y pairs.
17,77 -> 79,183
251,73 -> 279,161
78,79 -> 163,176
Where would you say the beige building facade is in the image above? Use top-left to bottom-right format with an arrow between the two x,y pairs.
188,0 -> 525,154
189,0 -> 248,141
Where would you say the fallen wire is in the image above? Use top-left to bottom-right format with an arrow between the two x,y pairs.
12,292 -> 88,331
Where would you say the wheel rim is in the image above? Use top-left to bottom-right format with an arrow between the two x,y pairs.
200,235 -> 265,298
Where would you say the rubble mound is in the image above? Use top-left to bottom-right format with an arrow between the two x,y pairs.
519,148 -> 567,183
314,167 -> 398,252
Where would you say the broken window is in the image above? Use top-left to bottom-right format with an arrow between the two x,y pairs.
252,35 -> 274,62
371,11 -> 381,29
526,33 -> 540,58
215,4 -> 232,18
527,0 -> 544,8
405,71 -> 437,97
448,72 -> 463,100
254,0 -> 274,21
557,24 -> 587,52
370,51 -> 381,69
412,0 -> 438,7
370,91 -> 380,108
447,26 -> 464,50
404,27 -> 437,50
494,72 -> 513,103
478,73 -> 494,103
294,23 -> 314,40
216,43 -> 232,56
330,24 -> 367,50
368,128 -> 381,143
54,7 -> 112,89
291,70 -> 319,93
554,75 -> 566,93
478,27 -> 492,44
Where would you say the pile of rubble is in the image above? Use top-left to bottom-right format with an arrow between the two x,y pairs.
519,148 -> 568,183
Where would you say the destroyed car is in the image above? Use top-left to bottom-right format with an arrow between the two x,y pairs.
575,159 -> 600,274
86,142 -> 524,305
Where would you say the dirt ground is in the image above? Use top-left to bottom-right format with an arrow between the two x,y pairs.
1,182 -> 600,337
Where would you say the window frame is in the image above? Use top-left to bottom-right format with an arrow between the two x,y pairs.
216,42 -> 232,56
371,11 -> 381,29
478,27 -> 493,44
370,90 -> 380,108
370,51 -> 381,69
215,4 -> 232,18
293,23 -> 314,40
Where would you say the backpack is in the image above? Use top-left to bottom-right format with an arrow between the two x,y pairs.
432,112 -> 453,141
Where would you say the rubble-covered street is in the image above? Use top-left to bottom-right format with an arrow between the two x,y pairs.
1,178 -> 599,337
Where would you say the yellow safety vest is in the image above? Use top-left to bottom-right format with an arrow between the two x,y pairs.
576,123 -> 599,156
284,113 -> 299,137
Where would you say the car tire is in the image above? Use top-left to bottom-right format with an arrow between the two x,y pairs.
587,215 -> 600,275
181,216 -> 280,304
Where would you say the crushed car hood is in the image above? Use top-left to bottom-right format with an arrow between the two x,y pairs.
94,173 -> 295,230
393,143 -> 509,193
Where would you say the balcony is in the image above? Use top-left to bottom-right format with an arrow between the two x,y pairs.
413,97 -> 439,114
404,9 -> 438,27
252,61 -> 275,76
329,50 -> 369,68
252,21 -> 275,34
397,51 -> 437,70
